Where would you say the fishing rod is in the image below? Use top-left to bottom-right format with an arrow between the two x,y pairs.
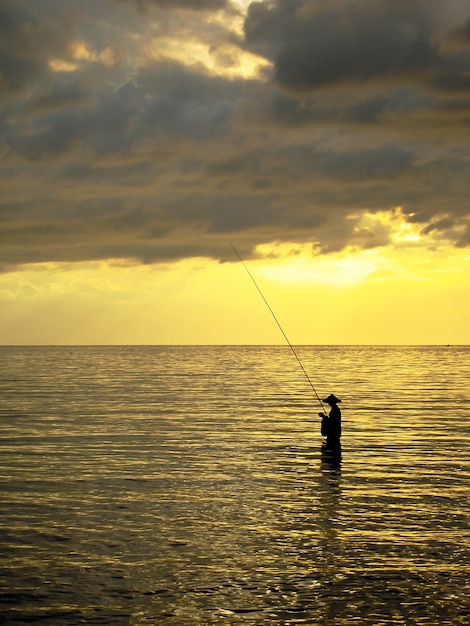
230,242 -> 326,415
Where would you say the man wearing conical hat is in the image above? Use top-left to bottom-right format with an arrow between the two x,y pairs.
319,394 -> 342,452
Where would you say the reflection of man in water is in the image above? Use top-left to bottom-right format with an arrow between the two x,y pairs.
319,394 -> 342,453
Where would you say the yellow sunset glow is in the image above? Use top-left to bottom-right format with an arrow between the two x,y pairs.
49,59 -> 78,73
49,41 -> 119,74
144,37 -> 271,80
1,242 -> 468,346
255,243 -> 381,287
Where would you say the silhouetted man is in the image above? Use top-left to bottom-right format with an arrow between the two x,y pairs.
319,394 -> 342,451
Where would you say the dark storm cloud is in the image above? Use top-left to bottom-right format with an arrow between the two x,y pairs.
206,143 -> 414,183
23,81 -> 91,115
316,144 -> 414,180
7,59 -> 239,162
244,0 -> 470,94
115,0 -> 227,10
136,60 -> 239,138
1,0 -> 469,270
0,0 -> 75,103
9,82 -> 135,160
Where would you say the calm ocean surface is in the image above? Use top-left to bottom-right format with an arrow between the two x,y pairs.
0,345 -> 469,625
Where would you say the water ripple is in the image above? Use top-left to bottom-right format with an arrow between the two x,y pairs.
1,345 -> 469,624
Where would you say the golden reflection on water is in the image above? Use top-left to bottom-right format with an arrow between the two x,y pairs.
0,345 -> 469,624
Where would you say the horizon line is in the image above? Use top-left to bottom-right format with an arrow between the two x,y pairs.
1,343 -> 466,348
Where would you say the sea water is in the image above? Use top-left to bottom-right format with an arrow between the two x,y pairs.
0,345 -> 469,625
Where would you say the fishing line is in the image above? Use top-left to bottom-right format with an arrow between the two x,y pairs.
230,242 -> 326,414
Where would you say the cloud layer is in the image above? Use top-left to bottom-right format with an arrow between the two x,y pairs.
1,0 -> 469,269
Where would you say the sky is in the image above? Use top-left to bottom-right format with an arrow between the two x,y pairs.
1,0 -> 469,345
